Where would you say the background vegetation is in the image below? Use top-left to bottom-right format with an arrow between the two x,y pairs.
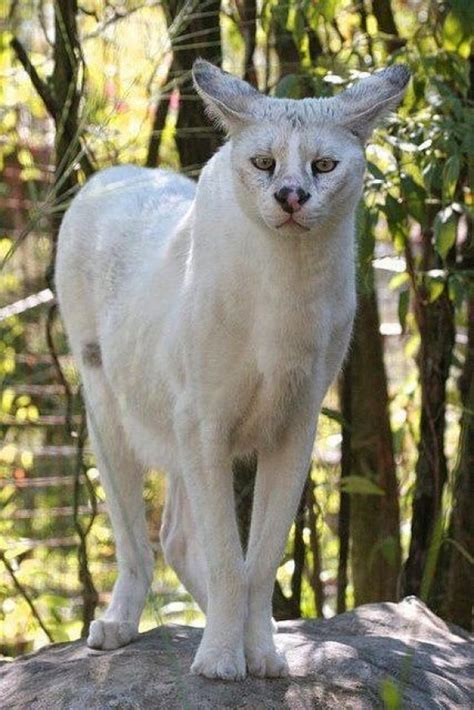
0,0 -> 472,659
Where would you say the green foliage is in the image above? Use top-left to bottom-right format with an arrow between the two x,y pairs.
380,676 -> 403,710
442,2 -> 473,58
398,289 -> 410,332
434,207 -> 458,259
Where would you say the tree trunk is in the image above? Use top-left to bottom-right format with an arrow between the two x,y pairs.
443,297 -> 474,629
146,97 -> 169,168
402,230 -> 455,599
348,291 -> 401,604
338,202 -> 401,608
369,0 -> 404,53
168,0 -> 222,170
441,57 -> 474,631
52,1 -> 92,212
342,19 -> 402,606
274,14 -> 300,74
370,0 -> 397,35
241,0 -> 258,85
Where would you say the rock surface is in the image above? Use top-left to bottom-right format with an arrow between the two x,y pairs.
1,597 -> 472,709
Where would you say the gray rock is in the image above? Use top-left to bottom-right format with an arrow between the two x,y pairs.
1,597 -> 472,709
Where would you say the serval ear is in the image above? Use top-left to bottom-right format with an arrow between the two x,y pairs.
332,65 -> 410,142
192,59 -> 265,133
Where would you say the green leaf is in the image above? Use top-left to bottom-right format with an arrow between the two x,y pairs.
398,290 -> 409,332
427,278 -> 445,303
380,677 -> 402,710
448,273 -> 467,308
321,407 -> 347,428
272,2 -> 290,29
442,7 -> 473,57
434,207 -> 457,258
449,0 -> 474,24
389,272 -> 409,290
340,476 -> 385,496
320,0 -> 338,23
356,202 -> 378,294
384,195 -> 407,249
293,10 -> 306,47
367,161 -> 386,183
401,175 -> 426,226
442,155 -> 460,201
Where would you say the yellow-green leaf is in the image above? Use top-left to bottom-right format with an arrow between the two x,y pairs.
434,207 -> 457,259
442,155 -> 460,201
442,10 -> 472,57
380,677 -> 402,710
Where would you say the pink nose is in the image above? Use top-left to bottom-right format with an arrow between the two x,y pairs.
274,186 -> 311,214
286,191 -> 303,211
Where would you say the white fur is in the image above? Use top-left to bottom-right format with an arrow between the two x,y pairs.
55,61 -> 408,679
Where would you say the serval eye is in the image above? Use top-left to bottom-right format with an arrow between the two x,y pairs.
251,156 -> 275,172
312,158 -> 338,174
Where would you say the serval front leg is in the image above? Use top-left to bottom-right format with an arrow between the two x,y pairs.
175,407 -> 247,680
244,416 -> 317,677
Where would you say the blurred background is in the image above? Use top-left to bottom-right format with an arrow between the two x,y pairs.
0,0 -> 472,658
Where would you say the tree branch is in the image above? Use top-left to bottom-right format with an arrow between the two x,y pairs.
10,37 -> 59,119
0,551 -> 54,643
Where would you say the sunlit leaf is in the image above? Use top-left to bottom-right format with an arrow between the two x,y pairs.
389,272 -> 409,290
442,155 -> 460,201
442,10 -> 472,58
367,161 -> 386,183
434,207 -> 457,258
321,407 -> 346,427
1,388 -> 15,413
20,451 -> 33,469
380,677 -> 402,710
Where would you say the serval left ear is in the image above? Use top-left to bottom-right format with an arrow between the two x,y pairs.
331,65 -> 411,142
192,59 -> 266,133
